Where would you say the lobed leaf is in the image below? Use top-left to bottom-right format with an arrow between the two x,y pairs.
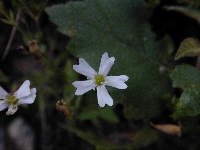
171,65 -> 200,89
171,65 -> 200,116
176,85 -> 200,116
175,38 -> 200,60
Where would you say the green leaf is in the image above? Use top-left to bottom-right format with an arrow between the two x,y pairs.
79,107 -> 119,123
0,10 -> 15,25
176,85 -> 200,116
165,6 -> 200,24
171,65 -> 200,89
171,65 -> 200,116
46,0 -> 172,120
175,38 -> 200,60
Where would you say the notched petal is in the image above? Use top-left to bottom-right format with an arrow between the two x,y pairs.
0,87 -> 8,99
73,58 -> 97,78
0,100 -> 8,111
100,52 -> 109,64
119,75 -> 129,81
72,80 -> 96,95
14,80 -> 31,99
99,56 -> 115,76
97,86 -> 113,107
18,88 -> 36,104
106,75 -> 129,89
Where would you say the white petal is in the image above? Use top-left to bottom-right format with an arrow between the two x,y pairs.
98,53 -> 115,76
72,80 -> 96,95
97,86 -> 113,107
73,58 -> 97,78
105,75 -> 129,89
0,100 -> 8,111
0,87 -> 8,99
6,104 -> 18,115
100,52 -> 109,64
18,88 -> 36,104
14,80 -> 31,99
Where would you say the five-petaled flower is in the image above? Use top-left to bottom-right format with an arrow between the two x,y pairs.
72,52 -> 129,107
0,80 -> 36,115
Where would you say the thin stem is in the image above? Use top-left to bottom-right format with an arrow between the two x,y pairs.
196,56 -> 200,71
1,9 -> 21,61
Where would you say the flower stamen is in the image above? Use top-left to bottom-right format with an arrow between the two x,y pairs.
6,94 -> 18,105
95,74 -> 105,86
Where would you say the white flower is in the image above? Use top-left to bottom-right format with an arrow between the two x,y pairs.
72,52 -> 129,107
0,80 -> 36,115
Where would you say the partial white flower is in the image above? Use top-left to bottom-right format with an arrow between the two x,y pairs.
0,80 -> 36,115
72,52 -> 129,107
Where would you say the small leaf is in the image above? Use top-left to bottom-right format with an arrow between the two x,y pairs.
9,10 -> 14,21
175,38 -> 200,60
165,6 -> 200,24
0,10 -> 15,25
0,18 -> 11,25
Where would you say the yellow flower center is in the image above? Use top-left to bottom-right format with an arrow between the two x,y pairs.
6,94 -> 18,105
95,74 -> 105,86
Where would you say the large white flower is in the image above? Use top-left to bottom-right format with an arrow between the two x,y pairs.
72,52 -> 129,107
0,80 -> 36,115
